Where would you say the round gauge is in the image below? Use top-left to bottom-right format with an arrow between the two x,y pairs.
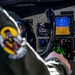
37,39 -> 49,56
39,39 -> 48,48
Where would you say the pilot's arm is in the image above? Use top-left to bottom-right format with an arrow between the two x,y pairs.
45,51 -> 71,75
10,43 -> 70,75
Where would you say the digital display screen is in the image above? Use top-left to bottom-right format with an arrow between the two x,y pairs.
55,16 -> 71,35
37,23 -> 49,36
54,39 -> 73,60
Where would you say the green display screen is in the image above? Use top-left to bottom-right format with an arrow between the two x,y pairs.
53,43 -> 66,55
53,39 -> 72,59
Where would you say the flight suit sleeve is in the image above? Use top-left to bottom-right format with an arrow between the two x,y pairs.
45,57 -> 70,75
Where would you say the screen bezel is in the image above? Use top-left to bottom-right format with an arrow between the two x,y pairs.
55,15 -> 74,37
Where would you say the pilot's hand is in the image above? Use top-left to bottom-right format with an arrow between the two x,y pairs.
45,51 -> 71,73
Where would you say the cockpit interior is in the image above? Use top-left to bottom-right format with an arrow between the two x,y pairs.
0,0 -> 75,75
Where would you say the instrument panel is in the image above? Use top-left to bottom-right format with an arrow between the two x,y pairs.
37,38 -> 74,60
36,15 -> 74,60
